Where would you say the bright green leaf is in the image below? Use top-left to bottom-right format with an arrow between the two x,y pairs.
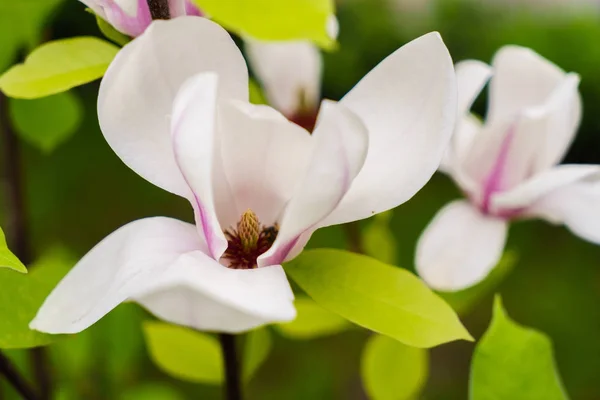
0,247 -> 74,348
195,0 -> 336,48
470,296 -> 569,400
285,249 -> 473,348
362,334 -> 428,400
440,251 -> 518,316
0,228 -> 26,273
275,297 -> 351,340
0,37 -> 119,99
94,13 -> 131,46
243,328 -> 271,382
363,211 -> 397,264
10,91 -> 83,152
143,322 -> 223,384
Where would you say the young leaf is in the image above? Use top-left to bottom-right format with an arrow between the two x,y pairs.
143,322 -> 223,384
9,91 -> 83,152
275,297 -> 351,340
243,328 -> 272,382
470,296 -> 569,400
0,228 -> 27,273
362,335 -> 428,400
285,249 -> 473,348
95,14 -> 131,46
0,247 -> 73,348
194,0 -> 336,48
0,37 -> 119,99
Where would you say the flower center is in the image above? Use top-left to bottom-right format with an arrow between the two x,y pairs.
222,209 -> 279,270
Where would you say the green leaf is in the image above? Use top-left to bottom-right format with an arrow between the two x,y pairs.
439,251 -> 518,316
195,0 -> 336,48
0,247 -> 74,348
93,12 -> 131,46
249,79 -> 267,105
362,334 -> 428,400
285,249 -> 473,348
363,211 -> 397,264
0,228 -> 26,273
9,91 -> 83,152
119,384 -> 186,400
0,37 -> 119,99
143,322 -> 223,384
470,296 -> 569,400
275,297 -> 351,340
243,328 -> 271,382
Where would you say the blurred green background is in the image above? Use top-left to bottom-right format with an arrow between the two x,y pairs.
1,0 -> 600,398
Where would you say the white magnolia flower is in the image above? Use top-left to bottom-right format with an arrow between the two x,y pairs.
416,46 -> 600,292
31,17 -> 456,334
244,18 -> 338,128
81,0 -> 201,37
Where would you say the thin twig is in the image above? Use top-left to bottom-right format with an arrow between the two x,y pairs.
0,93 -> 51,400
0,351 -> 39,400
219,333 -> 242,400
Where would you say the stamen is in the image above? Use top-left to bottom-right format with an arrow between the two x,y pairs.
222,210 -> 279,270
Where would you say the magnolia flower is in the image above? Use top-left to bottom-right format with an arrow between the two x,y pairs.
244,18 -> 338,130
416,46 -> 600,291
31,17 -> 456,334
245,40 -> 322,130
81,0 -> 200,37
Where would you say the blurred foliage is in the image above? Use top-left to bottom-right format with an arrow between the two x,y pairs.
0,0 -> 599,399
470,297 -> 568,400
362,334 -> 428,400
0,247 -> 72,349
10,91 -> 83,152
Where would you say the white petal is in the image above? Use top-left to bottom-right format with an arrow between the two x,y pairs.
135,252 -> 296,333
171,73 -> 228,260
491,164 -> 600,211
245,40 -> 322,117
463,73 -> 581,192
530,178 -> 600,244
487,45 -> 567,127
218,101 -> 313,226
114,0 -> 139,17
324,32 -> 457,225
30,218 -> 203,334
455,60 -> 492,116
416,200 -> 508,291
98,17 -> 248,197
259,101 -> 369,266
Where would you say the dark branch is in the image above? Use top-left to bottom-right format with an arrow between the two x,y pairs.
147,0 -> 170,19
219,333 -> 242,400
0,351 -> 39,400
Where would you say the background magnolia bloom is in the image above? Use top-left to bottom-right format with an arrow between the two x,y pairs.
416,46 -> 600,292
80,0 -> 200,37
244,17 -> 338,130
31,17 -> 456,334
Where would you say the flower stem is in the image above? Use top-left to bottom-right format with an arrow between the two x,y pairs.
218,333 -> 242,400
147,0 -> 171,19
344,222 -> 364,254
0,351 -> 39,400
0,92 -> 52,400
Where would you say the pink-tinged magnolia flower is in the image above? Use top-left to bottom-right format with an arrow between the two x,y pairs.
244,18 -> 339,131
31,17 -> 456,334
416,46 -> 600,292
81,0 -> 201,37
